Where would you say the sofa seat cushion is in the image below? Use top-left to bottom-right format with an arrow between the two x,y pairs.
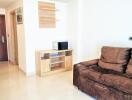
100,74 -> 132,94
80,65 -> 102,82
79,64 -> 132,94
98,46 -> 131,72
80,65 -> 123,83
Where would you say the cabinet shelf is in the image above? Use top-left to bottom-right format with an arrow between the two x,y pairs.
50,55 -> 65,59
50,61 -> 64,65
51,67 -> 65,71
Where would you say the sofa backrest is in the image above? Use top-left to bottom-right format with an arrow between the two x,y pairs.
98,46 -> 131,73
126,51 -> 132,75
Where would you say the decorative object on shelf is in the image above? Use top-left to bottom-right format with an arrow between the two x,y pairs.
35,49 -> 73,77
16,7 -> 23,24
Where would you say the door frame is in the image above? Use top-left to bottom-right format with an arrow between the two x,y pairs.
4,9 -> 19,65
10,11 -> 19,65
7,10 -> 19,65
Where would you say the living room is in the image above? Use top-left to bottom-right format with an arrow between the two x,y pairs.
0,0 -> 132,100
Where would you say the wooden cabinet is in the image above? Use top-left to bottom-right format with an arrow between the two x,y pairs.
35,50 -> 72,77
41,59 -> 50,73
65,56 -> 72,70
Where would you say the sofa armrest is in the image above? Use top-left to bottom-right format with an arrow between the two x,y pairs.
73,59 -> 99,87
80,59 -> 99,66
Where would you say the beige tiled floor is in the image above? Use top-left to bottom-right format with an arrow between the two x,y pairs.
0,62 -> 95,100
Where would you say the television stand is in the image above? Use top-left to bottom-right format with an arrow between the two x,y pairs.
35,49 -> 72,77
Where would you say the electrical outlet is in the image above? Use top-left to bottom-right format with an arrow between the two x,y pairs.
129,37 -> 132,40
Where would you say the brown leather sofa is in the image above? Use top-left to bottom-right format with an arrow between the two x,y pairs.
73,46 -> 132,100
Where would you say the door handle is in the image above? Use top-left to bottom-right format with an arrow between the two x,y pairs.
1,35 -> 5,43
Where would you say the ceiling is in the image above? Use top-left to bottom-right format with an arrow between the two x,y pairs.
0,0 -> 69,8
55,0 -> 69,3
0,0 -> 17,8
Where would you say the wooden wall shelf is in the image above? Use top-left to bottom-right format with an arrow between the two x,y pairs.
38,1 -> 56,28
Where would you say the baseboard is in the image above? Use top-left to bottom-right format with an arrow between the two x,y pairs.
26,72 -> 36,76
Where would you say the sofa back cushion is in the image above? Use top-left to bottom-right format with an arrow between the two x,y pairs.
126,51 -> 132,75
126,60 -> 132,75
98,46 -> 131,73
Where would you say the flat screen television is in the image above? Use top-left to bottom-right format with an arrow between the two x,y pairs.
53,41 -> 68,50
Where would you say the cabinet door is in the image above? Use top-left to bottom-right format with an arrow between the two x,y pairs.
41,59 -> 50,73
65,56 -> 72,70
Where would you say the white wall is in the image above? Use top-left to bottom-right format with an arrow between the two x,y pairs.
36,1 -> 68,50
6,0 -> 26,72
67,0 -> 78,63
68,0 -> 132,62
17,24 -> 27,72
0,8 -> 5,15
23,0 -> 68,75
7,0 -> 132,75
67,0 -> 83,63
